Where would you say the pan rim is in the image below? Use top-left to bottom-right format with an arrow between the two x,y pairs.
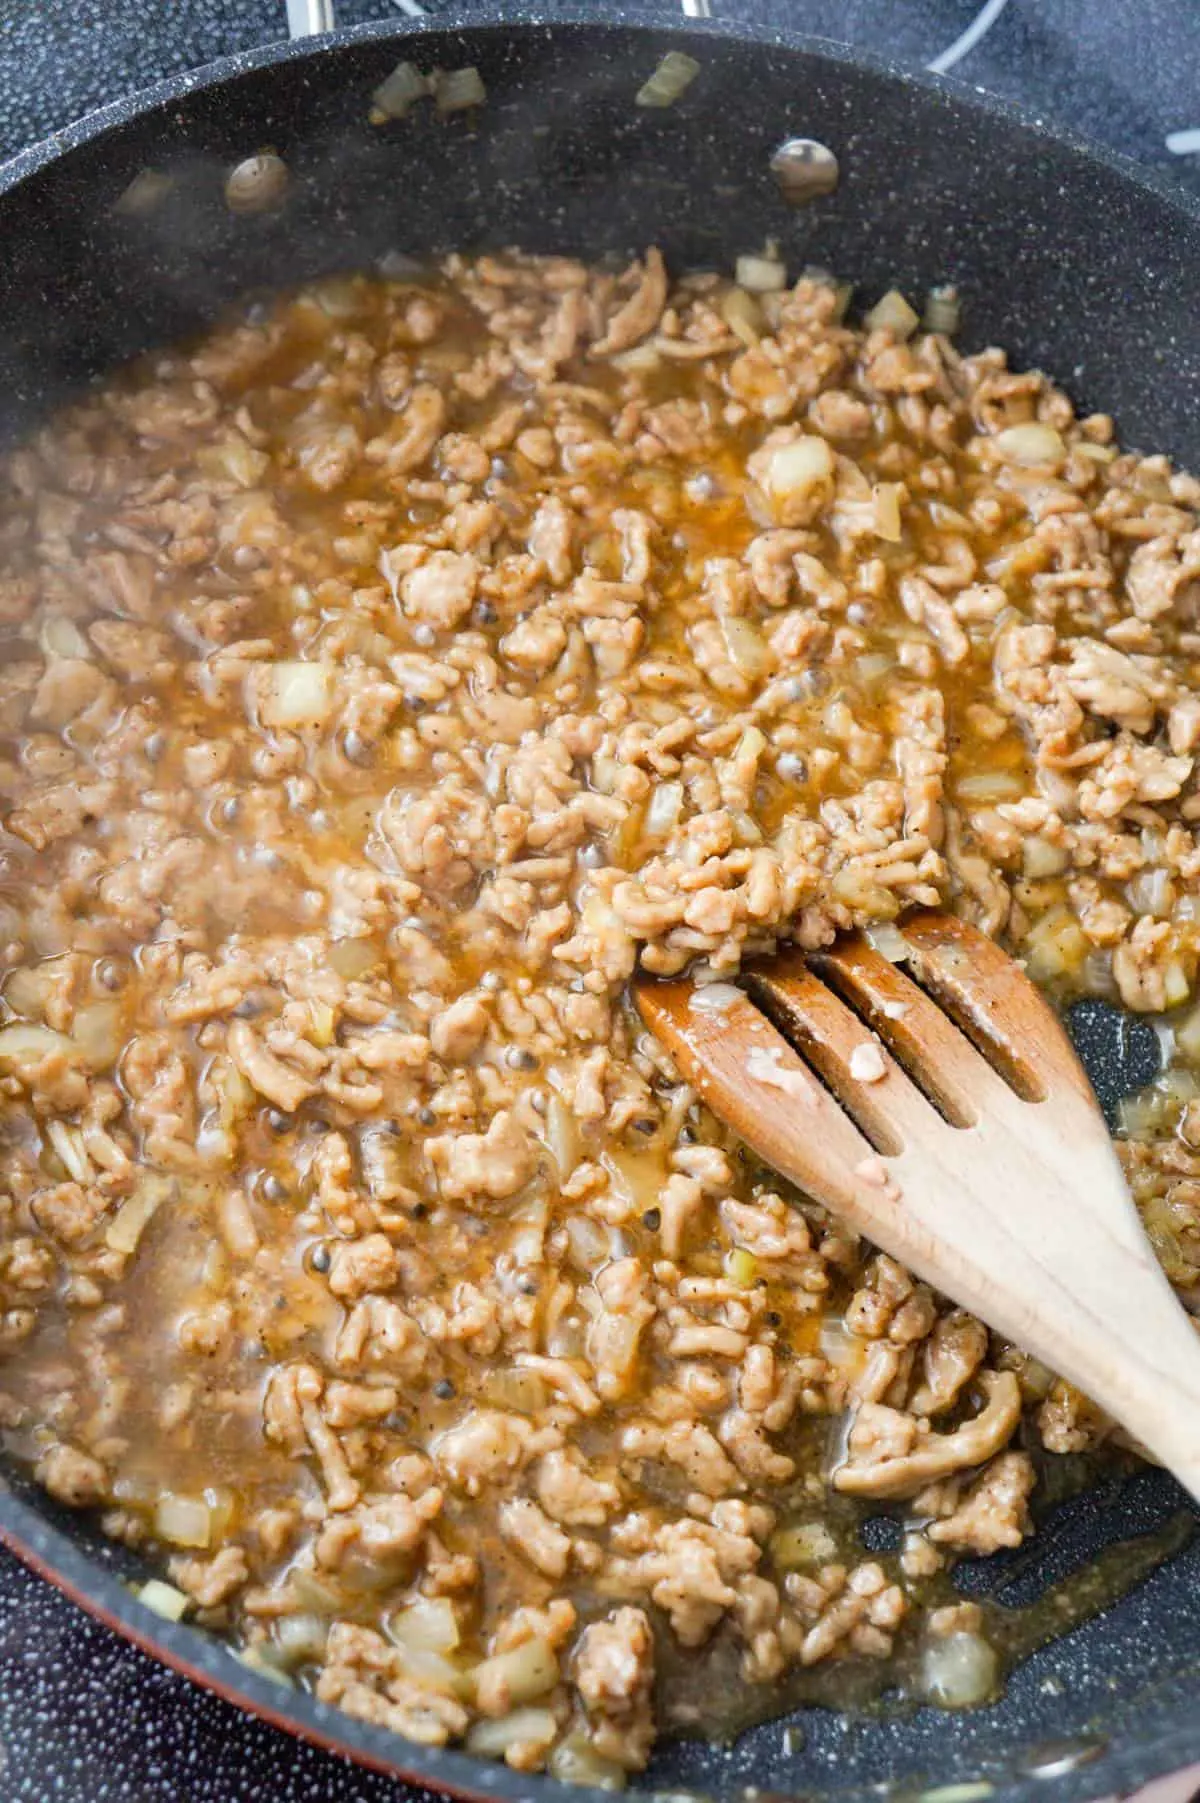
0,9 -> 1198,1801
1,5 -> 1198,235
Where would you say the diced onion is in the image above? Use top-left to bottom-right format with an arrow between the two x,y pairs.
155,1492 -> 212,1548
46,1120 -> 90,1184
566,1213 -> 614,1272
393,1640 -> 470,1696
307,1000 -> 336,1047
763,436 -> 834,502
1023,837 -> 1068,880
863,289 -> 919,339
724,1247 -> 758,1288
956,771 -> 1025,801
234,1645 -> 293,1687
196,435 -> 269,489
207,1489 -> 235,1541
549,1732 -> 627,1790
609,345 -> 661,373
106,1176 -> 172,1254
720,287 -> 763,346
327,938 -> 379,979
113,169 -> 174,217
137,1579 -> 190,1621
217,1186 -> 260,1259
993,423 -> 1067,468
72,1000 -> 123,1069
922,1631 -> 998,1708
855,652 -> 893,685
831,281 -> 854,323
1076,442 -> 1117,464
1127,869 -> 1173,917
201,1245 -> 230,1295
871,483 -> 904,542
770,1521 -> 838,1568
736,724 -> 767,764
290,1566 -> 342,1615
720,614 -> 770,681
4,966 -> 51,1018
259,661 -> 335,729
387,1596 -> 460,1653
645,782 -> 684,836
1022,906 -> 1088,982
480,1367 -> 550,1414
1119,1090 -> 1172,1137
434,66 -> 487,114
1160,1067 -> 1200,1105
0,1023 -> 77,1066
923,285 -> 961,336
735,255 -> 787,294
273,1612 -> 329,1664
305,276 -> 365,320
214,1058 -> 254,1132
1081,949 -> 1115,998
39,615 -> 91,660
547,1315 -> 585,1360
543,1094 -> 580,1179
473,1635 -> 559,1710
509,1206 -> 546,1269
371,61 -> 430,120
378,250 -> 430,281
293,420 -> 360,489
468,1707 -> 559,1757
864,922 -> 909,962
603,1145 -> 667,1213
1164,961 -> 1191,1009
1174,1006 -> 1200,1064
635,50 -> 701,109
1014,1356 -> 1056,1403
819,1315 -> 862,1365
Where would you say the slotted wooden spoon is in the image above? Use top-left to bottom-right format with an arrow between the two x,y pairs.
634,911 -> 1200,1503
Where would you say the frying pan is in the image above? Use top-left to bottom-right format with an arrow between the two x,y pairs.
1,5 -> 1199,1801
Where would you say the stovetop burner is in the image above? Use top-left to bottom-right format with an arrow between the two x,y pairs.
0,2 -> 1198,1797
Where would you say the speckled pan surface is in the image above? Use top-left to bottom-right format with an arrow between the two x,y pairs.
1,9 -> 1200,1803
3,0 -> 1200,200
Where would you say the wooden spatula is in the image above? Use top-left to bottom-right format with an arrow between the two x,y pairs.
633,911 -> 1200,1503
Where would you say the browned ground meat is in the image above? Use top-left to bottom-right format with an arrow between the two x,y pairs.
0,251 -> 1198,1774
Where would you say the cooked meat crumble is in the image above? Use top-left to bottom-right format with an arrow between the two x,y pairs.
0,250 -> 1199,1773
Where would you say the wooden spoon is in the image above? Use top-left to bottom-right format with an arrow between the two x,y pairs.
633,911 -> 1200,1503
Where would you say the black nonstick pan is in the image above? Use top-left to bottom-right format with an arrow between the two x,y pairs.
1,8 -> 1199,1803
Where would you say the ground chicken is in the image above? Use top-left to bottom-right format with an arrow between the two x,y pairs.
0,249 -> 1194,1778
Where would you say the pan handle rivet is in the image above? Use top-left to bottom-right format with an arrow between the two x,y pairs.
770,137 -> 839,205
